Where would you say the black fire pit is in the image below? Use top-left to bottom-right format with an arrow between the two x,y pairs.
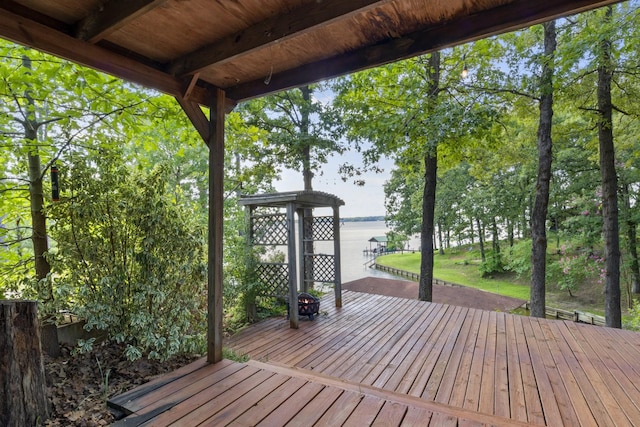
292,292 -> 320,320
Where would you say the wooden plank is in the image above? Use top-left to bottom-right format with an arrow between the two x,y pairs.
504,312 -> 527,422
433,307 -> 478,405
462,310 -> 489,412
340,299 -> 432,383
148,368 -> 275,425
447,309 -> 482,408
521,317 -> 564,426
413,306 -> 467,398
279,294 -> 404,367
342,395 -> 386,426
395,305 -> 459,395
108,357 -> 209,411
428,412 -> 458,426
313,391 -> 364,426
372,302 -> 450,390
75,0 -> 169,42
478,310 -> 498,415
255,382 -> 325,426
532,322 -> 599,426
225,0 -> 623,101
512,315 -> 545,425
565,323 -> 640,418
118,364 -> 259,425
493,312 -> 510,418
121,360 -> 244,414
168,0 -> 394,76
309,298 -> 419,378
371,401 -> 408,426
233,292 -> 380,358
226,377 -> 309,426
400,407 -> 433,426
553,322 -> 636,426
0,8 -> 210,106
246,360 -> 534,427
284,386 -> 344,426
196,373 -> 291,426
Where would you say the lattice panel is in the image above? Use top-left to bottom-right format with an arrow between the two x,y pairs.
304,254 -> 336,283
303,216 -> 335,241
255,263 -> 289,297
251,214 -> 288,245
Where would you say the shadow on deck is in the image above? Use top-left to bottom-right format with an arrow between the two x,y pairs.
109,290 -> 640,426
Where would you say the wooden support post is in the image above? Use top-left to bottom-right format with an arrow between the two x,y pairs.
207,88 -> 225,363
0,300 -> 49,425
333,206 -> 342,308
297,207 -> 306,293
287,203 -> 299,329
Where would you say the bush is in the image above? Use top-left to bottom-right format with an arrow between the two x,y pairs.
48,155 -> 207,360
479,250 -> 503,277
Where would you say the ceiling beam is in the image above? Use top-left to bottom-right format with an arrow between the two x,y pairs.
167,0 -> 392,77
75,0 -> 169,43
0,6 -> 211,106
176,96 -> 210,144
226,0 -> 622,102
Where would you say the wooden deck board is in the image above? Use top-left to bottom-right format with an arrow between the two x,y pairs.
110,290 -> 640,426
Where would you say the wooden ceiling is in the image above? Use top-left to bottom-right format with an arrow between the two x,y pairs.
0,0 -> 623,106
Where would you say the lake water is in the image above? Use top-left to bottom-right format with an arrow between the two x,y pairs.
315,221 -> 421,283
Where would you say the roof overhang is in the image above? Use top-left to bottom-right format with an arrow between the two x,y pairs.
0,0 -> 623,106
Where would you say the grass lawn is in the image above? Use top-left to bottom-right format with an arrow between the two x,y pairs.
376,251 -> 531,301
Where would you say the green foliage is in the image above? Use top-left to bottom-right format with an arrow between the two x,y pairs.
547,245 -> 605,296
626,300 -> 640,331
47,152 -> 207,360
503,240 -> 532,278
479,250 -> 504,277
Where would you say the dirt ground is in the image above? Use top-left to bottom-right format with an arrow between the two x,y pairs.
43,343 -> 200,426
343,276 -> 526,312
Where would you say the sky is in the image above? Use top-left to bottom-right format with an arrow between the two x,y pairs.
273,152 -> 395,218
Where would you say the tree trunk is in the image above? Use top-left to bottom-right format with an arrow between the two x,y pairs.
0,301 -> 50,426
491,216 -> 500,254
21,56 -> 52,302
437,222 -> 445,255
507,219 -> 514,247
300,86 -> 315,290
597,7 -> 621,328
476,217 -> 486,263
420,150 -> 437,301
622,183 -> 640,294
530,20 -> 556,319
418,52 -> 440,302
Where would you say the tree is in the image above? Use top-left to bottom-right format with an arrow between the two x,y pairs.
335,52 -> 499,301
595,6 -> 621,327
530,20 -> 557,318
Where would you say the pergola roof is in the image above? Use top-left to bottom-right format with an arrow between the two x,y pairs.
0,0 -> 622,108
238,190 -> 345,209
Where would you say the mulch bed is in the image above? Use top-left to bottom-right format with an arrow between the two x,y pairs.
43,343 -> 200,426
343,277 -> 525,312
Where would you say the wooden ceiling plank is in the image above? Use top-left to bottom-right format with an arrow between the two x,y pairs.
168,0 -> 393,77
226,0 -> 622,102
76,0 -> 170,43
0,6 -> 210,106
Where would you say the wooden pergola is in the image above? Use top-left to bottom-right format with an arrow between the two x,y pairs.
0,0 -> 624,364
238,190 -> 345,329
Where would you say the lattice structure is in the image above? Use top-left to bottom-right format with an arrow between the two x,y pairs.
251,214 -> 288,245
303,216 -> 335,241
304,254 -> 336,283
255,263 -> 289,297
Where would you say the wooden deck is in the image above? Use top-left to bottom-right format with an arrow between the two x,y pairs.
109,290 -> 640,426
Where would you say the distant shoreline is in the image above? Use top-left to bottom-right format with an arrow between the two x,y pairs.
341,216 -> 384,222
